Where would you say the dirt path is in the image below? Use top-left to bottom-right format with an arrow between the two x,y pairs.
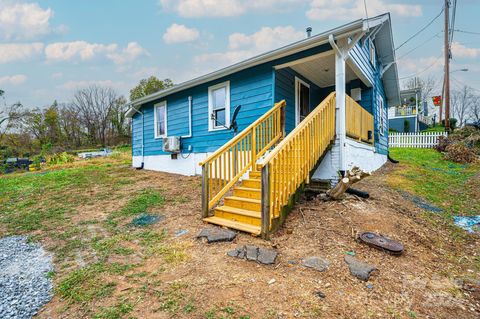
31,163 -> 479,319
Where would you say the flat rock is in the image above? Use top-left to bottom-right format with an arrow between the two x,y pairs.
227,245 -> 277,265
344,255 -> 377,281
197,228 -> 237,243
257,248 -> 278,265
245,245 -> 258,261
302,256 -> 330,272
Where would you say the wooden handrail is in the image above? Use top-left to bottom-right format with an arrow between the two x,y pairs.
258,92 -> 336,236
200,100 -> 286,217
346,95 -> 374,144
199,101 -> 286,166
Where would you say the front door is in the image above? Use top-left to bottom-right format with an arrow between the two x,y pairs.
295,77 -> 310,125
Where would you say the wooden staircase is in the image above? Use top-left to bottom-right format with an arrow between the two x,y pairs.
203,171 -> 262,235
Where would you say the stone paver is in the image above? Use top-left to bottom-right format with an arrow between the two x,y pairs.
227,245 -> 278,265
344,255 -> 377,281
197,228 -> 237,243
302,256 -> 330,272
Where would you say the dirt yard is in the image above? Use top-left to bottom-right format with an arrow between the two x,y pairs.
0,150 -> 479,319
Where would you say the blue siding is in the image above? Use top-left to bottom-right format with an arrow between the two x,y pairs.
132,112 -> 142,156
389,117 -> 416,133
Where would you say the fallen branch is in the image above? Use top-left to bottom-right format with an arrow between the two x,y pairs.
326,167 -> 370,200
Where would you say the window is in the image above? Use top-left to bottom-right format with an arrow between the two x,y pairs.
208,81 -> 230,131
379,96 -> 385,135
369,39 -> 376,67
154,101 -> 167,138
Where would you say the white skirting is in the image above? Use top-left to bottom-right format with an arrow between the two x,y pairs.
132,153 -> 211,176
312,138 -> 387,182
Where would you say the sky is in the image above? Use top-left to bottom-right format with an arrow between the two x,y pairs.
1,0 -> 479,108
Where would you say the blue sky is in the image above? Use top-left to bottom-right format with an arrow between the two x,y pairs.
1,0 -> 479,107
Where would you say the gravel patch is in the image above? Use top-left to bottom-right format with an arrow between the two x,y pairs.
0,236 -> 54,319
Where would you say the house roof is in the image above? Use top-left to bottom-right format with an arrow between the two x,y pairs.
126,13 -> 400,117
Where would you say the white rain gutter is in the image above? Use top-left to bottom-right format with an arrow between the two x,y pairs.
130,106 -> 145,168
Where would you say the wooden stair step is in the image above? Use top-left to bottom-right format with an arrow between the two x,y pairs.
233,186 -> 261,199
215,205 -> 261,218
249,171 -> 261,178
203,216 -> 261,235
224,196 -> 261,211
241,178 -> 261,189
214,205 -> 261,226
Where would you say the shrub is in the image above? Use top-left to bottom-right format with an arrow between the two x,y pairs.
48,152 -> 75,165
435,136 -> 451,152
444,143 -> 478,163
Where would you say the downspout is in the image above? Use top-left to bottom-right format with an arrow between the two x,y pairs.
131,105 -> 144,169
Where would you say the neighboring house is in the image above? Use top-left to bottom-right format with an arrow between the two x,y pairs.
388,88 -> 430,132
126,13 -> 400,237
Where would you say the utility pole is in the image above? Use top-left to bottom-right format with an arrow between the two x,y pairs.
444,0 -> 450,130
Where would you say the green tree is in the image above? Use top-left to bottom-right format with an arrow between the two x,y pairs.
129,76 -> 173,101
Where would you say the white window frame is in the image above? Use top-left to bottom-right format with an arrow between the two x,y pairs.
154,101 -> 167,139
379,95 -> 385,136
208,81 -> 230,132
369,39 -> 376,67
294,76 -> 310,126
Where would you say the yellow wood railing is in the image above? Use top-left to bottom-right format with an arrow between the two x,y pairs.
257,92 -> 336,235
346,95 -> 374,144
199,100 -> 286,217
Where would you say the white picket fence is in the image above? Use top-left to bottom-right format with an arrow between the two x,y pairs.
389,132 -> 448,148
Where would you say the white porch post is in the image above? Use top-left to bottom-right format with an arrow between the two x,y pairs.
335,48 -> 347,173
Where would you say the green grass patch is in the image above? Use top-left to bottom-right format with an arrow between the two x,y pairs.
389,148 -> 480,217
57,262 -> 132,303
93,302 -> 134,319
109,189 -> 165,219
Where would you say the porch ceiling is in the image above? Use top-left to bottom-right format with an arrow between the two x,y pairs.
289,53 -> 360,88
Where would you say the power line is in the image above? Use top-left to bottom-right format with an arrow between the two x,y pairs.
398,53 -> 444,80
397,30 -> 443,61
454,29 -> 480,35
395,6 -> 444,51
451,76 -> 480,92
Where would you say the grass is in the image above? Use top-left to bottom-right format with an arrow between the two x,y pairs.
388,148 -> 480,218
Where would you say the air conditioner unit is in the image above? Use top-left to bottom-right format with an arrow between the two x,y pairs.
163,136 -> 181,153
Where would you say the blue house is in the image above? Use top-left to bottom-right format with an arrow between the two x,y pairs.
388,88 -> 430,132
126,14 -> 400,237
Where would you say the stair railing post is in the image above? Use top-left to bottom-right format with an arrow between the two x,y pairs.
261,163 -> 271,239
251,128 -> 257,171
201,164 -> 209,218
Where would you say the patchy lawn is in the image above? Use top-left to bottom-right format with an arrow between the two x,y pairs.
0,148 -> 478,318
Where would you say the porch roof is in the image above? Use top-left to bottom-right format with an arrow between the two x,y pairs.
126,13 -> 399,117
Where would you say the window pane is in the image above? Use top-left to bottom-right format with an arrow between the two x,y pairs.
213,87 -> 226,110
215,109 -> 225,127
156,105 -> 165,136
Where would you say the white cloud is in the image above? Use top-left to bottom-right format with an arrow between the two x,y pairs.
0,74 -> 27,85
0,42 -> 44,64
228,26 -> 303,51
163,24 -> 200,44
159,0 -> 303,17
194,26 -> 304,71
44,41 -> 148,64
45,41 -> 117,62
106,42 -> 149,64
51,72 -> 63,78
306,0 -> 422,21
0,2 -> 54,40
57,80 -> 127,90
451,42 -> 480,59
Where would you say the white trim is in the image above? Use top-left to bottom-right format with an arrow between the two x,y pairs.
369,38 -> 376,67
208,81 -> 231,132
378,95 -> 385,136
154,101 -> 167,139
294,76 -> 310,126
274,50 -> 334,70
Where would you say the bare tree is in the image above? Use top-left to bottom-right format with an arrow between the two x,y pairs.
451,85 -> 476,127
468,94 -> 480,124
0,90 -> 24,145
71,85 -> 119,146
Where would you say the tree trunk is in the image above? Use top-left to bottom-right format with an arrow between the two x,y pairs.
327,166 -> 370,200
